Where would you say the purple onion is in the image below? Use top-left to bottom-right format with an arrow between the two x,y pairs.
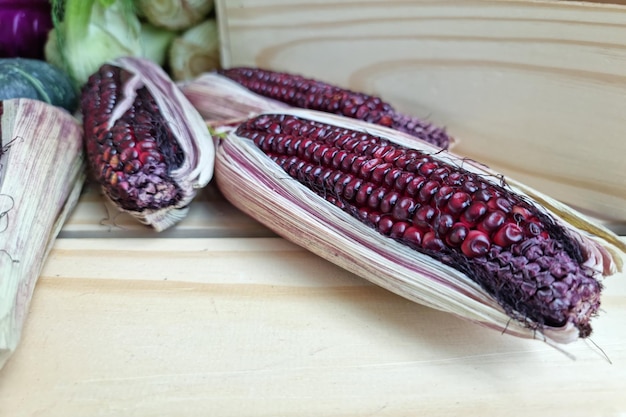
0,0 -> 53,59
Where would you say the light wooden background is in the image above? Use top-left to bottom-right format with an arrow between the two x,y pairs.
216,0 -> 626,227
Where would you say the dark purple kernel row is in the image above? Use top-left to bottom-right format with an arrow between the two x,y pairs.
220,67 -> 451,149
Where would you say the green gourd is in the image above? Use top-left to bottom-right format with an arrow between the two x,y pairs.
0,58 -> 77,112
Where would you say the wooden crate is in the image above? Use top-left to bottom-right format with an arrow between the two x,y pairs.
216,0 -> 626,230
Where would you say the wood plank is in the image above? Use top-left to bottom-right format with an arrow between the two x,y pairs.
573,0 -> 626,5
0,237 -> 625,416
215,0 -> 626,226
60,181 -> 275,239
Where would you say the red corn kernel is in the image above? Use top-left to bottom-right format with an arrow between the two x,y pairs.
488,197 -> 512,213
390,221 -> 410,239
392,196 -> 417,221
422,232 -> 446,251
462,181 -> 479,194
418,180 -> 439,203
413,205 -> 436,228
435,213 -> 455,235
512,205 -> 532,222
383,148 -> 404,163
394,172 -> 415,192
446,222 -> 469,246
355,182 -> 375,205
367,211 -> 382,226
370,162 -> 393,183
405,176 -> 426,195
493,223 -> 524,247
402,226 -> 424,246
461,230 -> 491,257
378,215 -> 394,235
365,187 -> 386,210
346,177 -> 366,200
479,210 -> 507,233
359,158 -> 383,178
447,191 -> 472,214
473,188 -> 493,202
383,168 -> 403,187
461,201 -> 488,225
419,161 -> 438,176
379,191 -> 400,212
434,185 -> 455,207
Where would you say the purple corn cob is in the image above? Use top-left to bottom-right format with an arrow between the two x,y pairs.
234,113 -> 602,337
219,67 -> 451,149
81,64 -> 185,211
80,57 -> 214,232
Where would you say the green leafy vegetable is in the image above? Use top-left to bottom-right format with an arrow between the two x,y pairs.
47,0 -> 174,88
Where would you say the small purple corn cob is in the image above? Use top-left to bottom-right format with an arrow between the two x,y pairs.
219,67 -> 451,149
80,57 -> 214,231
234,113 -> 602,337
81,64 -> 185,211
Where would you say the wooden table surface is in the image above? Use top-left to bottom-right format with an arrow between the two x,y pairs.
0,182 -> 624,417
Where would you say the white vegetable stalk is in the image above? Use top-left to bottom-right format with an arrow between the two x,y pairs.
0,99 -> 85,368
136,0 -> 214,31
169,19 -> 221,82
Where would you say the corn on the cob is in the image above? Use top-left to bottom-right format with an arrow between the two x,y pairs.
214,109 -> 624,345
80,56 -> 214,231
218,67 -> 452,149
0,98 -> 85,369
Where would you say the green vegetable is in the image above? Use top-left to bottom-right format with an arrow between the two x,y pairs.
136,0 -> 214,31
169,18 -> 220,81
0,58 -> 77,112
139,22 -> 177,67
47,0 -> 175,88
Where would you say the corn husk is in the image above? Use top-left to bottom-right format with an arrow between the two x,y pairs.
178,71 -> 289,121
0,99 -> 86,368
214,108 -> 625,347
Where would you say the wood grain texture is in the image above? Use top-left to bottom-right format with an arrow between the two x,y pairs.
215,0 -> 626,226
59,181 -> 275,239
0,237 -> 625,417
575,0 -> 626,5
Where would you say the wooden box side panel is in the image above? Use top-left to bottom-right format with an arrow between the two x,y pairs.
215,0 -> 626,227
